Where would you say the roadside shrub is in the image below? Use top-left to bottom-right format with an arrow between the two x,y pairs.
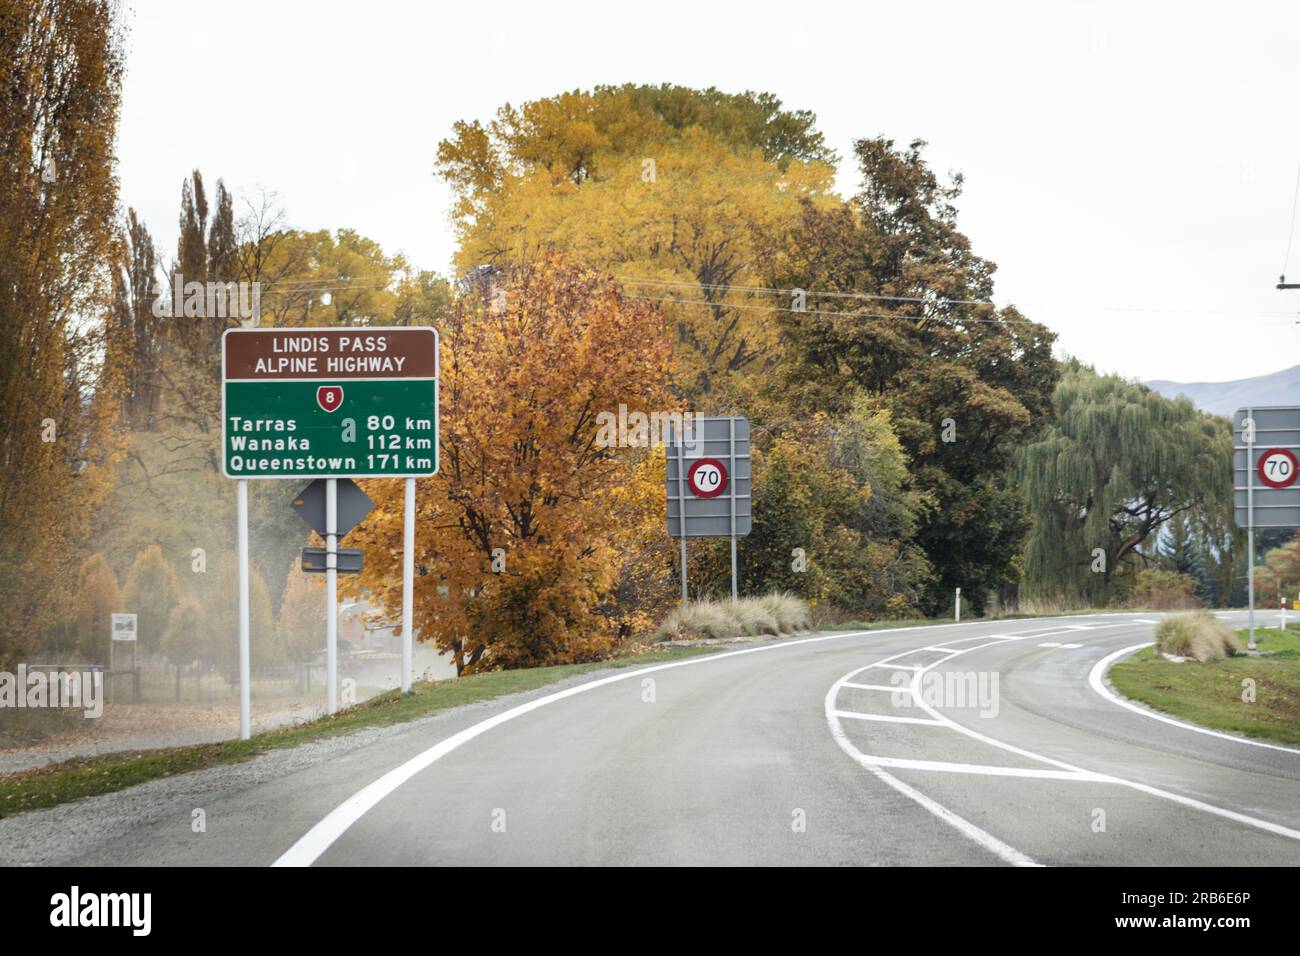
654,593 -> 811,642
1156,612 -> 1242,661
1132,569 -> 1200,610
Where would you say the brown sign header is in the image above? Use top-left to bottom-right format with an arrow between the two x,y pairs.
223,327 -> 438,380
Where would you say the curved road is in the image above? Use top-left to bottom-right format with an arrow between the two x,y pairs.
105,612 -> 1300,866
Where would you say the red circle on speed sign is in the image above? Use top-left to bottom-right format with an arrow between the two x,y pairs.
687,458 -> 728,498
1258,448 -> 1299,488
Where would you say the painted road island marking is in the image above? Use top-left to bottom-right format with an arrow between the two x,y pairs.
826,624 -> 1300,866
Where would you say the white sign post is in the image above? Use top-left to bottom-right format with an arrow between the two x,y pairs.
325,478 -> 338,714
237,480 -> 251,738
402,477 -> 415,694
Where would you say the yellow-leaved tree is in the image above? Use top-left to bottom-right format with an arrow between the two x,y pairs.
348,254 -> 672,672
436,86 -> 836,405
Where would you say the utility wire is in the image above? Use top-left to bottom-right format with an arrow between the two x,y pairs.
618,276 -> 1297,317
616,275 -> 996,308
219,269 -> 1300,319
621,293 -> 1300,326
1283,164 -> 1300,279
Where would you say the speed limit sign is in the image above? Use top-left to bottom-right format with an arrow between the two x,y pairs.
687,458 -> 728,498
1258,448 -> 1299,489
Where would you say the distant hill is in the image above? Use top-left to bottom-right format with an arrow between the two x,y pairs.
1145,364 -> 1300,418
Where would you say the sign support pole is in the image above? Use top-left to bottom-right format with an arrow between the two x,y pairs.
326,477 -> 338,713
678,429 -> 689,606
728,417 -> 738,601
1248,407 -> 1256,651
236,479 -> 251,740
401,477 -> 415,694
679,538 -> 688,605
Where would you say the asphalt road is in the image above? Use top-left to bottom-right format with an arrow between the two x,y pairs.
90,612 -> 1300,866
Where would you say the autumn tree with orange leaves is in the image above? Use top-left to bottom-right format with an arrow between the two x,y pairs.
348,255 -> 673,672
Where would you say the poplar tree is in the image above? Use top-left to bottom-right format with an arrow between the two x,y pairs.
121,545 -> 179,657
0,0 -> 126,666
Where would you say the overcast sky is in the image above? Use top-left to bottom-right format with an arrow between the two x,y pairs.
117,0 -> 1300,383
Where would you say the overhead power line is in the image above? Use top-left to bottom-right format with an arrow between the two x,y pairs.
1282,164 -> 1300,281
616,276 -> 1299,318
616,275 -> 997,308
206,268 -> 1300,321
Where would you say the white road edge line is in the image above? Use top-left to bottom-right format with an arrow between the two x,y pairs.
1088,642 -> 1300,756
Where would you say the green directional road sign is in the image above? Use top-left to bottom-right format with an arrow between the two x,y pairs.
222,327 -> 438,479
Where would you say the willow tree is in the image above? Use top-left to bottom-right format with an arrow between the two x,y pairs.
1017,363 -> 1232,605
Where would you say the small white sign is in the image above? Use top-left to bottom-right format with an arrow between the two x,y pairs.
111,612 -> 138,642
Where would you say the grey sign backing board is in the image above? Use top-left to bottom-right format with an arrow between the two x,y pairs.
1233,406 -> 1300,528
665,416 -> 752,538
292,478 -> 375,539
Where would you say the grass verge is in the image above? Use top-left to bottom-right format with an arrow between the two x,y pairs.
0,644 -> 718,818
1108,625 -> 1300,747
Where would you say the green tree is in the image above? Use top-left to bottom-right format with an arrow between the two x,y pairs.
1018,363 -> 1232,605
121,545 -> 179,657
1160,512 -> 1215,603
769,138 -> 1059,613
735,432 -> 867,602
716,401 -> 931,615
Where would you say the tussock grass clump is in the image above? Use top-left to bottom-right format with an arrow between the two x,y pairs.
757,592 -> 811,633
1156,611 -> 1243,662
655,593 -> 811,642
727,598 -> 780,636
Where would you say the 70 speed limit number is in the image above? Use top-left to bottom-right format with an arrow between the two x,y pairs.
1257,448 -> 1299,489
687,457 -> 729,498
